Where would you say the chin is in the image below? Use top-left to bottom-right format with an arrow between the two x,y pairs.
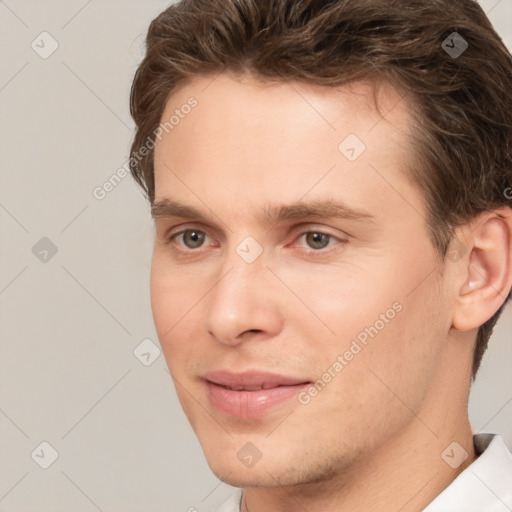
202,442 -> 345,489
210,468 -> 276,488
201,444 -> 292,487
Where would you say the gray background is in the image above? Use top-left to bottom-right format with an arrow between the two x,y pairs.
1,1 -> 511,511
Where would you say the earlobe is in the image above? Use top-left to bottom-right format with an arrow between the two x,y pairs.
452,209 -> 512,332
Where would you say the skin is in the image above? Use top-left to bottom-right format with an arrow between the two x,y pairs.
149,73 -> 512,511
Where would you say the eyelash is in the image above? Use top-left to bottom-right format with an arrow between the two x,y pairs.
165,227 -> 347,254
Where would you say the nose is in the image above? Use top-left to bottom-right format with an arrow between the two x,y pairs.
203,257 -> 284,346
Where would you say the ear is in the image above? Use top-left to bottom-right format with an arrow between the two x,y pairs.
451,207 -> 512,332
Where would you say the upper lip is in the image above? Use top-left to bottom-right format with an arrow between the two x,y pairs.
204,370 -> 310,390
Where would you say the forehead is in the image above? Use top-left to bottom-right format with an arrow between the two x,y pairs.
159,72 -> 409,128
152,73 -> 421,224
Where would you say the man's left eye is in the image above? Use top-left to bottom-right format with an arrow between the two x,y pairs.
300,232 -> 336,250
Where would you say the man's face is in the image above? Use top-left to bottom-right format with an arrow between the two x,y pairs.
151,73 -> 453,487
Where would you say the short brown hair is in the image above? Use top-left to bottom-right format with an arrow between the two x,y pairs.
129,0 -> 512,378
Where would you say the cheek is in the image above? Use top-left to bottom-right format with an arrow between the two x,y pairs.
283,256 -> 446,402
150,251 -> 207,324
296,288 -> 447,454
343,279 -> 447,417
275,259 -> 402,346
149,256 -> 203,369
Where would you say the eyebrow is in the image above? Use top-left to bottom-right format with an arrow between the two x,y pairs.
151,199 -> 209,221
151,198 -> 376,225
261,200 -> 376,224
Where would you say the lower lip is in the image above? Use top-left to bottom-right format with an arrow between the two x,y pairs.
205,381 -> 310,418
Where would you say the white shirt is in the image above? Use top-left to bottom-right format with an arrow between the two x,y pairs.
212,434 -> 512,512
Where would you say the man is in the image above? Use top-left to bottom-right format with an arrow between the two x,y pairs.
128,0 -> 512,510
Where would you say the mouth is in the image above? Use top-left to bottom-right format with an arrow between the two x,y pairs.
203,370 -> 311,418
213,383 -> 297,391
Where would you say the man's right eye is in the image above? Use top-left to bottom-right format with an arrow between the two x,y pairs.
170,229 -> 208,249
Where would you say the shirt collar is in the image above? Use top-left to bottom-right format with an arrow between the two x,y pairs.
424,433 -> 512,511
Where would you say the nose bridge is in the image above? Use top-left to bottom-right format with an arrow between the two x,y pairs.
209,246 -> 267,316
219,234 -> 270,295
203,244 -> 283,344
